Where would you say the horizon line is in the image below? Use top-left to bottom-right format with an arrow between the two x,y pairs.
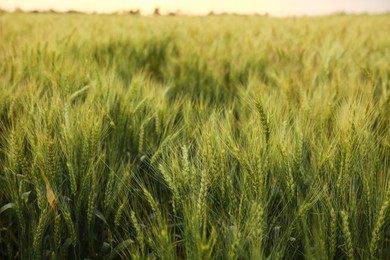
1,6 -> 390,17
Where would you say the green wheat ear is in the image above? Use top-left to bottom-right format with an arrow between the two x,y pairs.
87,175 -> 97,226
54,213 -> 62,247
33,209 -> 50,260
143,187 -> 160,217
329,207 -> 337,259
370,180 -> 390,256
63,211 -> 77,247
256,99 -> 270,146
115,200 -> 127,227
131,210 -> 144,253
138,123 -> 145,154
159,164 -> 179,214
181,145 -> 190,186
341,211 -> 354,260
197,169 -> 209,222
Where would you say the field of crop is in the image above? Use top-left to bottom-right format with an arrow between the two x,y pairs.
0,13 -> 389,259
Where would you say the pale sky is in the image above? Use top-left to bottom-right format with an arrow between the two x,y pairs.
1,0 -> 389,16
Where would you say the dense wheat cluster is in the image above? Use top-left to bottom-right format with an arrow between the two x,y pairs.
0,13 -> 389,259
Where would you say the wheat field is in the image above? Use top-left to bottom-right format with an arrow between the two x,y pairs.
0,13 -> 389,259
